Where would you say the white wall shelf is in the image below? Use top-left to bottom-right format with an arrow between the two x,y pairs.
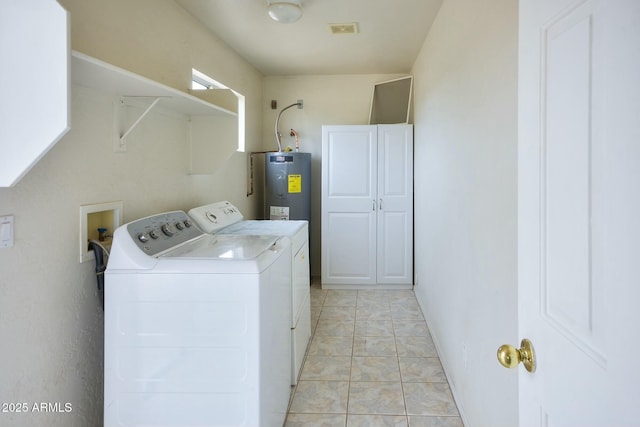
71,51 -> 237,118
72,50 -> 238,157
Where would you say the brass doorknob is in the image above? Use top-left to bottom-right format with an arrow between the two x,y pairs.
497,338 -> 536,372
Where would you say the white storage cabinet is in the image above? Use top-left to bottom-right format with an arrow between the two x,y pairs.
321,124 -> 413,289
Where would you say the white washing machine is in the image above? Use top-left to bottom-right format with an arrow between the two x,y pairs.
188,201 -> 311,385
104,211 -> 291,427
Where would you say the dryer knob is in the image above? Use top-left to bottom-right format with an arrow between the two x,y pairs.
206,212 -> 218,223
137,233 -> 149,243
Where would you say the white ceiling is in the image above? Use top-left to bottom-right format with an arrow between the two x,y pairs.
175,0 -> 443,76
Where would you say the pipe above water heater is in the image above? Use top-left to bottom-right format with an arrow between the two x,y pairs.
274,100 -> 303,151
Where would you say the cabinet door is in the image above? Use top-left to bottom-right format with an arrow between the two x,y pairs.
321,126 -> 377,285
377,125 -> 413,284
0,1 -> 69,186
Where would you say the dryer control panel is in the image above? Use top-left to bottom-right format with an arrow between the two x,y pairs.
188,200 -> 244,234
126,211 -> 202,256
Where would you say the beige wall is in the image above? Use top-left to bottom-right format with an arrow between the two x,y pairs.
411,0 -> 519,425
262,74 -> 406,276
0,1 -> 263,425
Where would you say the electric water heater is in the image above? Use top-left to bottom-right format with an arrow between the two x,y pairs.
264,152 -> 311,221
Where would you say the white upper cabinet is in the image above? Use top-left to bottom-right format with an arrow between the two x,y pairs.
0,0 -> 70,187
0,0 -> 237,187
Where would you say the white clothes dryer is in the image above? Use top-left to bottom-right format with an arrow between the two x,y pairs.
188,201 -> 311,385
104,211 -> 291,427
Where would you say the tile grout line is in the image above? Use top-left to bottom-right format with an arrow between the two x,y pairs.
392,298 -> 411,424
346,291 -> 356,420
291,287 -> 457,425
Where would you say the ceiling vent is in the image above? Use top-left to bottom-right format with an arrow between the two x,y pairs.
328,23 -> 359,35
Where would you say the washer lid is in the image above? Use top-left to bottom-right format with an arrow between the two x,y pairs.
218,219 -> 307,236
160,234 -> 279,260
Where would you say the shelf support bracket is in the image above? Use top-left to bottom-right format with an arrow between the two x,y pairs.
119,96 -> 166,141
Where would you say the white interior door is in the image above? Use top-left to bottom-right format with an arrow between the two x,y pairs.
518,0 -> 640,425
321,126 -> 377,285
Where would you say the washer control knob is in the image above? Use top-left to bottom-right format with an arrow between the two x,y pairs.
137,233 -> 149,243
149,229 -> 160,240
175,221 -> 185,230
183,219 -> 193,228
161,223 -> 176,237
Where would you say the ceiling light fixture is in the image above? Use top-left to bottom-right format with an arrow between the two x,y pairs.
267,0 -> 302,23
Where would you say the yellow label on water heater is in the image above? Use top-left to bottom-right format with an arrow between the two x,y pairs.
288,174 -> 302,193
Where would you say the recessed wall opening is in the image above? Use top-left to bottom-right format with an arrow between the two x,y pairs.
192,69 -> 245,152
79,201 -> 123,263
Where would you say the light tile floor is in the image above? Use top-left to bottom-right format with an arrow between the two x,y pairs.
285,282 -> 464,427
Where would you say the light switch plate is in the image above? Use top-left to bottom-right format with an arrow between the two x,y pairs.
0,215 -> 14,248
